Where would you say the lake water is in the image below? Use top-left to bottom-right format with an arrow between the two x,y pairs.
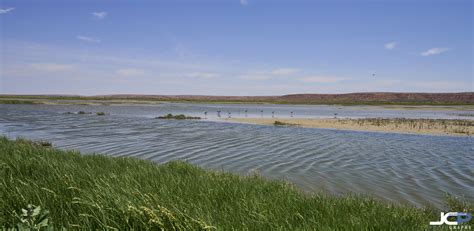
0,103 -> 472,209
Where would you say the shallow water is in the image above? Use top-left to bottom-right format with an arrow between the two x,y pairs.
0,103 -> 473,208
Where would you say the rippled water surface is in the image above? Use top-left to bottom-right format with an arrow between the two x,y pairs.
0,103 -> 472,208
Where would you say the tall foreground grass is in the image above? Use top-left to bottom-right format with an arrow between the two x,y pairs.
0,137 -> 470,230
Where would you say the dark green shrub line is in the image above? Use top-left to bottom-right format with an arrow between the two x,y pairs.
0,137 -> 472,230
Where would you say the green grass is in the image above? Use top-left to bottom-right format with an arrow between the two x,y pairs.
0,137 -> 472,230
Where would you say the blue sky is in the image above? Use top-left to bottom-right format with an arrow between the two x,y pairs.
0,0 -> 472,95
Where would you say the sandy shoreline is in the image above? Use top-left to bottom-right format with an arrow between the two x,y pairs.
229,118 -> 474,136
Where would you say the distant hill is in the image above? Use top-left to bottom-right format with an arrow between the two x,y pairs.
1,92 -> 473,105
277,92 -> 474,105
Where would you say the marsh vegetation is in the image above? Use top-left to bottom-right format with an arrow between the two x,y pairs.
232,118 -> 474,136
348,118 -> 474,135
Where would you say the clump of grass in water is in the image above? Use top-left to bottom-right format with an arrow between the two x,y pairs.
273,121 -> 294,126
156,113 -> 201,120
77,111 -> 92,115
96,112 -> 106,116
1,137 -> 472,230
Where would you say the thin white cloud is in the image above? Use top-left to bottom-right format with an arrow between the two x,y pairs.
240,68 -> 299,80
420,47 -> 450,56
77,36 -> 101,43
116,68 -> 145,77
239,74 -> 271,80
300,76 -> 350,83
240,0 -> 249,6
384,42 -> 397,50
92,11 -> 107,19
0,8 -> 15,14
185,72 -> 219,79
271,68 -> 300,75
30,63 -> 75,72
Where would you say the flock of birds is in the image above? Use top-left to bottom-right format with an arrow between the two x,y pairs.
202,110 -> 339,119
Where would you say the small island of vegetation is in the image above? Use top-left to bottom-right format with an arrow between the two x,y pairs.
157,113 -> 201,120
273,121 -> 295,126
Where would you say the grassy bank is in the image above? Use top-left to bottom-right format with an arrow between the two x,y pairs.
0,137 -> 471,230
